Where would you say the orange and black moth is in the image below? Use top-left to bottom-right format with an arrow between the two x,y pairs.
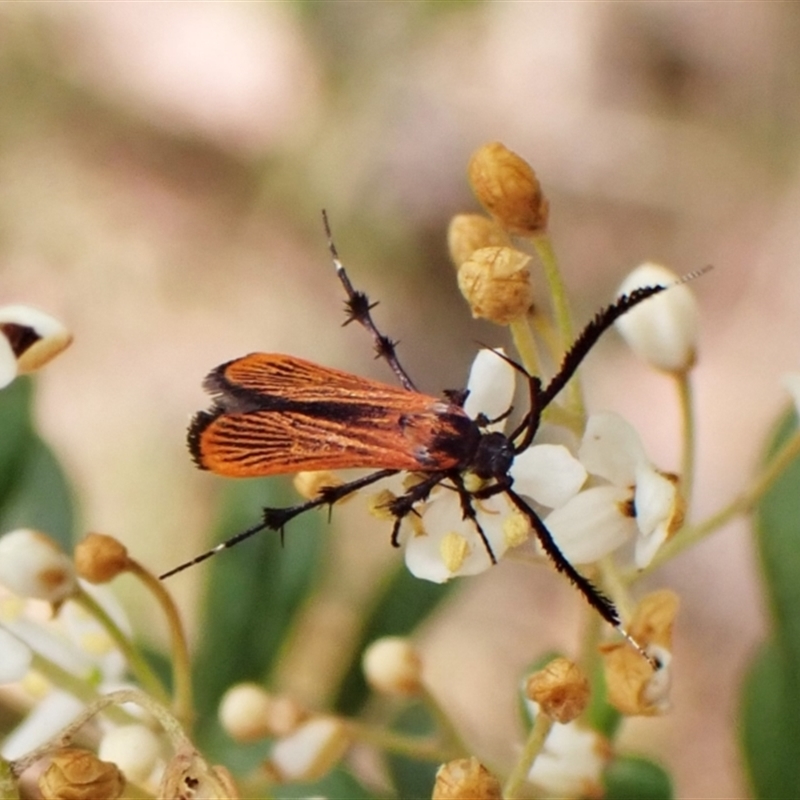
172,215 -> 667,638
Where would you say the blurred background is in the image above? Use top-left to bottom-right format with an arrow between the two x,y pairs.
2,3 -> 799,796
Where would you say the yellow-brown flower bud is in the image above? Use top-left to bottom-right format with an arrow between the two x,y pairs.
158,747 -> 239,800
457,246 -> 534,325
447,214 -> 508,268
601,590 -> 679,716
74,534 -> 129,583
38,748 -> 124,800
293,470 -> 345,501
467,143 -> 549,235
525,657 -> 590,723
432,757 -> 502,800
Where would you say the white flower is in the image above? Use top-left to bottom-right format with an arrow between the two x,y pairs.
525,698 -> 609,798
0,626 -> 32,684
266,717 -> 350,783
0,305 -> 72,388
0,583 -> 129,759
614,263 -> 698,373
0,529 -> 77,603
546,412 -> 681,568
402,350 -> 587,583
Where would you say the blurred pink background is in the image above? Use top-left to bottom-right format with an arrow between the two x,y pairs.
2,4 -> 798,796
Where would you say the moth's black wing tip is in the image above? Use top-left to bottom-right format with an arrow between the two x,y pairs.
186,407 -> 224,471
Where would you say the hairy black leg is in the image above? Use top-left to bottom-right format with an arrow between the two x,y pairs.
502,486 -> 620,626
385,472 -> 448,546
322,211 -> 417,392
160,468 -> 398,579
449,471 -> 497,564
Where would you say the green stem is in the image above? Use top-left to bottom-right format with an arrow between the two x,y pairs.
503,711 -> 554,799
73,588 -> 169,705
636,428 -> 800,577
126,560 -> 194,726
421,685 -> 471,757
531,233 -> 584,421
509,317 -> 542,377
345,720 -> 455,763
675,372 -> 696,516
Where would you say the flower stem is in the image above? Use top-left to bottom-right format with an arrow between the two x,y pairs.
675,372 -> 696,516
73,588 -> 170,706
502,711 -> 554,799
509,317 -> 541,377
345,720 -> 455,763
530,233 -> 584,420
125,559 -> 194,726
638,428 -> 800,576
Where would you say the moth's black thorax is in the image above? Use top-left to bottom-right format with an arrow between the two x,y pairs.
470,431 -> 515,479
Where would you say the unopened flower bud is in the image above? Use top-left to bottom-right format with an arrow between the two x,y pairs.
219,684 -> 308,742
265,717 -> 350,783
432,757 -> 502,800
614,263 -> 699,374
293,471 -> 344,501
447,214 -> 508,268
159,747 -> 239,800
0,305 -> 72,388
0,529 -> 76,603
98,724 -> 163,785
467,143 -> 549,235
525,657 -> 590,723
601,590 -> 678,716
362,637 -> 423,696
38,748 -> 124,800
75,534 -> 129,583
457,246 -> 534,325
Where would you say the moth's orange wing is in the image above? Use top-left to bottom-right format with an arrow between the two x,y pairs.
188,353 -> 474,477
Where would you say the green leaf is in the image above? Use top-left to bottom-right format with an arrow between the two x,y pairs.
754,408 -> 800,669
191,476 -> 325,730
0,378 -> 36,506
603,754 -> 673,800
333,562 -> 456,715
739,639 -> 800,799
0,437 -> 75,549
742,407 -> 800,797
385,703 -> 439,800
0,378 -> 74,548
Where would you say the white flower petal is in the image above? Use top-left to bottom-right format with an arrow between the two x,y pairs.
527,717 -> 607,797
544,486 -> 636,564
634,521 -> 670,569
511,444 -> 587,508
0,529 -> 76,602
633,466 -> 676,538
783,373 -> 800,417
0,305 -> 72,374
579,412 -> 647,486
0,334 -> 17,389
1,690 -> 84,759
404,491 -> 507,582
0,627 -> 32,684
463,348 -> 515,423
614,263 -> 698,373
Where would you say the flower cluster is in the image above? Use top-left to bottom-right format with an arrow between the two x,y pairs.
3,141 -> 792,800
